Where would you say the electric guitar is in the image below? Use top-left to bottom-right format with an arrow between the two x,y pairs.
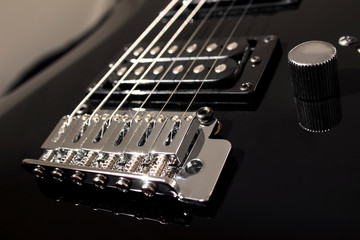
1,0 -> 360,238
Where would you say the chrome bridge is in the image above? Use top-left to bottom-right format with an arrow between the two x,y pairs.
22,108 -> 231,203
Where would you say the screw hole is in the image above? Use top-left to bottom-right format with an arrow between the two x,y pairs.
185,159 -> 203,175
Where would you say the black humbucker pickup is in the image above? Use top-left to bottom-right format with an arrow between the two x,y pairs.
87,35 -> 280,110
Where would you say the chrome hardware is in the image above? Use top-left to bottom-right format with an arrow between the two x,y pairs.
250,56 -> 261,65
226,41 -> 238,51
71,171 -> 85,185
193,64 -> 205,73
133,47 -> 144,56
240,82 -> 252,91
134,66 -> 145,76
51,168 -> 64,182
206,43 -> 218,52
116,66 -> 128,76
76,104 -> 90,116
172,64 -> 184,74
264,35 -> 275,43
186,43 -> 197,53
33,165 -> 45,178
150,45 -> 161,55
153,65 -> 164,75
23,110 -> 232,202
168,44 -> 179,54
215,64 -> 227,73
142,181 -> 157,197
115,177 -> 132,193
93,174 -> 108,189
338,35 -> 359,47
196,107 -> 214,125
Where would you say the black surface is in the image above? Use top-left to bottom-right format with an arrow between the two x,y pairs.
1,0 -> 360,239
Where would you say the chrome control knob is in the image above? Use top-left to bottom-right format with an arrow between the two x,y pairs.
288,41 -> 341,132
288,40 -> 338,101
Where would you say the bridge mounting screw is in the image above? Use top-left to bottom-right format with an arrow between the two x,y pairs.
51,168 -> 64,182
71,171 -> 85,186
33,165 -> 45,178
93,174 -> 108,190
240,82 -> 253,91
141,181 -> 157,197
196,106 -> 214,125
116,177 -> 132,193
250,56 -> 261,65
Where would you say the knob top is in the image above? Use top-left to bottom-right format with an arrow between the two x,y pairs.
288,40 -> 337,66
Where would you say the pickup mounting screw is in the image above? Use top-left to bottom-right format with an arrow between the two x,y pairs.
240,82 -> 252,91
196,106 -> 214,125
264,35 -> 275,43
250,56 -> 261,65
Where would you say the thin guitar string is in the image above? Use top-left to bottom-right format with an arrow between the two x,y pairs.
130,0 -> 221,121
182,0 -> 254,118
156,0 -> 238,119
106,0 -> 207,121
86,0 -> 195,125
66,0 -> 179,124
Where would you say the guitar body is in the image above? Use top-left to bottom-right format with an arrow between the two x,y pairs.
1,0 -> 360,238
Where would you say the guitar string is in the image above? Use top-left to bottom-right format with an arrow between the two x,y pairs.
181,0 -> 254,118
85,0 -> 195,125
129,0 -> 221,122
66,0 -> 179,124
106,0 -> 207,121
156,0 -> 239,119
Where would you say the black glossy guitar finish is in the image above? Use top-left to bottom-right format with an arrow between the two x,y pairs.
1,0 -> 360,239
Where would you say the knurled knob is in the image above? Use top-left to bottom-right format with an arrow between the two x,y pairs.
288,40 -> 338,101
288,41 -> 341,132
